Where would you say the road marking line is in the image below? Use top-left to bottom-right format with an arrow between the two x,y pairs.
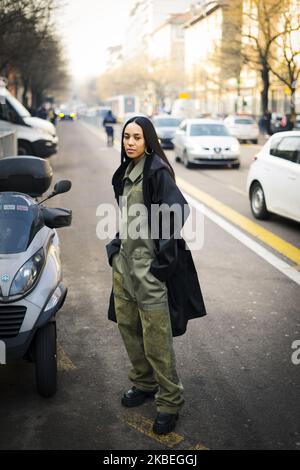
185,443 -> 209,450
123,411 -> 209,450
123,411 -> 184,448
190,168 -> 248,197
228,185 -> 247,196
183,192 -> 300,286
177,176 -> 300,267
57,344 -> 76,371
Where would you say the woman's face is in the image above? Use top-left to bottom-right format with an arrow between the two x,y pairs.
123,122 -> 146,160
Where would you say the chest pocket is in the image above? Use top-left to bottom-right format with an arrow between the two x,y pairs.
127,177 -> 143,203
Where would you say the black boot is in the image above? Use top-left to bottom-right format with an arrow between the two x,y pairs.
152,412 -> 179,435
121,386 -> 158,408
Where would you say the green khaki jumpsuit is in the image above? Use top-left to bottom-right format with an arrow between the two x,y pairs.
112,154 -> 184,414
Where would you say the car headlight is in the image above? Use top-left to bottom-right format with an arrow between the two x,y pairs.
9,249 -> 45,296
231,142 -> 240,153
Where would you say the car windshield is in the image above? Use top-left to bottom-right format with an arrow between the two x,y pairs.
0,193 -> 43,254
154,118 -> 182,127
234,118 -> 255,125
190,124 -> 230,136
7,94 -> 31,118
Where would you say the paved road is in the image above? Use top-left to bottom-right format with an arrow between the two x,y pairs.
0,120 -> 299,450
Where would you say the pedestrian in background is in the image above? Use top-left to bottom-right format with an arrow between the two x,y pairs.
106,116 -> 206,435
48,106 -> 57,126
36,103 -> 48,120
103,109 -> 117,146
264,110 -> 272,135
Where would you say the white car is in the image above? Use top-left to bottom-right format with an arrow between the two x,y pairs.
224,114 -> 259,144
247,131 -> 300,222
173,119 -> 240,168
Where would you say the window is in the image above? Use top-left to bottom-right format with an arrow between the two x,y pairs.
6,94 -> 30,118
234,118 -> 255,125
5,100 -> 21,124
0,100 -> 10,121
270,136 -> 300,163
189,124 -> 230,136
154,118 -> 182,127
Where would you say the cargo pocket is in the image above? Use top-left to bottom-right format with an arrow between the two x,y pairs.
112,253 -> 132,301
131,249 -> 168,308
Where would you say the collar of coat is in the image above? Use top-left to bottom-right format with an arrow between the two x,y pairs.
112,153 -> 171,203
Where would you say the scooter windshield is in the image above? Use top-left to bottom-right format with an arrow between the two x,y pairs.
0,193 -> 43,254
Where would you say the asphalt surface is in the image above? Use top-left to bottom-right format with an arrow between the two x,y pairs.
0,120 -> 299,450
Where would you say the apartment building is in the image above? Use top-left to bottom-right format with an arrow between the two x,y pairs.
123,0 -> 192,59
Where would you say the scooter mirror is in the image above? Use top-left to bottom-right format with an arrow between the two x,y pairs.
54,180 -> 72,195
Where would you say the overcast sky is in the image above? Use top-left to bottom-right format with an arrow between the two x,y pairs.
56,0 -> 132,82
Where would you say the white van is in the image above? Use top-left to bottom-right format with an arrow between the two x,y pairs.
0,86 -> 58,157
171,99 -> 198,119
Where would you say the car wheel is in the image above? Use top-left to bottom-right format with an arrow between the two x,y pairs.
18,140 -> 33,156
175,155 -> 181,162
250,182 -> 270,219
35,322 -> 57,398
183,150 -> 192,169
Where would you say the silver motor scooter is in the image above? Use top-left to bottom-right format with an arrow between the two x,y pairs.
0,156 -> 72,397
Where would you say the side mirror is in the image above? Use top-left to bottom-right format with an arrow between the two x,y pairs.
54,180 -> 72,195
38,180 -> 72,205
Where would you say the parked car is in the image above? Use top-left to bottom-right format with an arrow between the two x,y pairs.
152,115 -> 182,149
294,115 -> 300,130
247,131 -> 300,222
0,84 -> 58,157
173,119 -> 240,168
223,114 -> 259,143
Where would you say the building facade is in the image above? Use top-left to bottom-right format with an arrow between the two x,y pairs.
123,0 -> 192,59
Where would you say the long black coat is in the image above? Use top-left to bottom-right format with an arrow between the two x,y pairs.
106,153 -> 206,336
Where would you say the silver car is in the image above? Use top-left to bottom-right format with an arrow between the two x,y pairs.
173,119 -> 241,168
152,115 -> 182,149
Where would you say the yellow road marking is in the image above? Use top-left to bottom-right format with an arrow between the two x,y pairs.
185,443 -> 209,450
123,411 -> 208,450
177,176 -> 300,266
57,344 -> 76,371
123,411 -> 184,448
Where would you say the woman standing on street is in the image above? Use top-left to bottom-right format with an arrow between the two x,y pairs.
106,116 -> 206,435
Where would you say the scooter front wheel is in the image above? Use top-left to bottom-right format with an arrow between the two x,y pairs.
34,322 -> 57,398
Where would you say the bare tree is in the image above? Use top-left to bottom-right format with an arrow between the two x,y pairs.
0,0 -> 56,73
97,52 -> 150,100
147,58 -> 186,110
268,5 -> 300,121
215,0 -> 291,113
0,0 -> 69,107
26,33 -> 69,109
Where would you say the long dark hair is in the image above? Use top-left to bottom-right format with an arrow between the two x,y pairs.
121,116 -> 175,181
